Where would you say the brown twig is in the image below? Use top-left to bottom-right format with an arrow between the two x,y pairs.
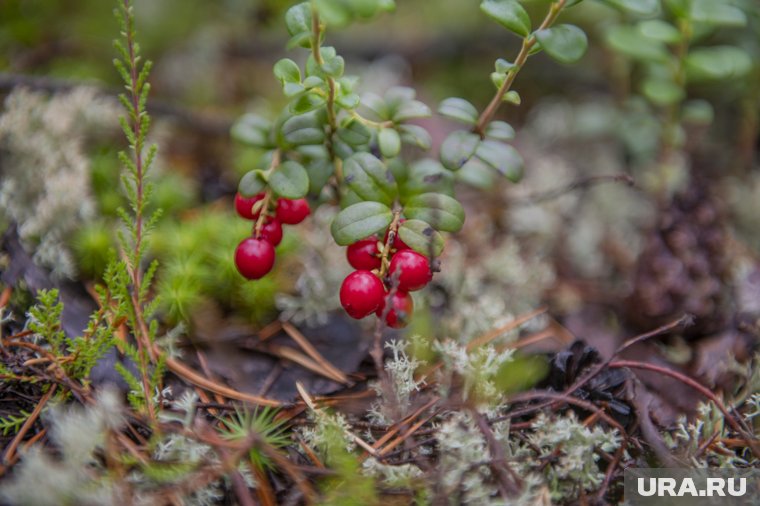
281,322 -> 350,385
264,343 -> 346,384
2,384 -> 56,465
609,360 -> 760,458
377,409 -> 438,459
510,174 -> 635,206
165,356 -> 282,407
473,410 -> 521,499
467,306 -> 548,351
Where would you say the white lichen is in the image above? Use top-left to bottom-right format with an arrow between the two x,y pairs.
0,87 -> 119,279
1,388 -> 125,506
369,339 -> 425,424
513,412 -> 620,501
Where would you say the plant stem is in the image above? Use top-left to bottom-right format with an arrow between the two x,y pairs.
473,0 -> 567,137
124,0 -> 145,296
121,0 -> 157,424
660,18 -> 692,165
378,210 -> 402,278
254,150 -> 281,237
310,5 -> 337,137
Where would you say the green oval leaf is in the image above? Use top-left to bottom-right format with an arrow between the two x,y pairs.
306,158 -> 334,194
231,114 -> 272,148
459,157 -> 495,189
398,219 -> 444,257
641,78 -> 684,106
402,159 -> 454,199
685,46 -> 753,82
378,128 -> 402,158
331,201 -> 393,245
281,112 -> 326,146
274,58 -> 301,84
399,124 -> 432,150
404,192 -> 465,233
337,118 -> 372,147
393,100 -> 432,122
534,24 -> 588,64
269,160 -> 309,199
440,131 -> 480,171
289,93 -> 326,114
286,3 -> 312,39
485,121 -> 515,141
480,0 -> 531,37
606,26 -> 669,63
690,0 -> 746,27
438,97 -> 479,125
343,152 -> 398,205
637,20 -> 681,44
239,170 -> 267,197
598,0 -> 660,16
321,54 -> 345,78
475,140 -> 523,182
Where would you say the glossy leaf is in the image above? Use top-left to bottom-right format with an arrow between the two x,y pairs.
534,24 -> 588,64
306,158 -> 335,194
598,0 -> 660,16
637,20 -> 681,44
343,152 -> 398,204
285,3 -> 312,48
641,78 -> 684,106
239,170 -> 267,197
281,112 -> 326,146
269,160 -> 309,199
378,128 -> 402,158
404,193 -> 465,233
480,0 -> 531,37
231,114 -> 272,148
403,159 -> 454,198
438,97 -> 479,125
398,219 -> 444,256
289,93 -> 326,114
337,118 -> 372,147
475,140 -> 523,182
331,201 -> 393,245
274,58 -> 301,84
685,46 -> 752,82
485,121 -> 515,141
690,0 -> 746,27
399,124 -> 432,150
606,26 -> 669,62
440,131 -> 480,171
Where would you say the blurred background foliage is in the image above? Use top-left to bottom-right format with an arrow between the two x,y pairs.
1,0 -> 759,339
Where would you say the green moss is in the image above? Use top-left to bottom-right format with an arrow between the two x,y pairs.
71,221 -> 114,279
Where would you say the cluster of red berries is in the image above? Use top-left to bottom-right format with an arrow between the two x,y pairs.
233,192 -> 310,279
340,224 -> 432,329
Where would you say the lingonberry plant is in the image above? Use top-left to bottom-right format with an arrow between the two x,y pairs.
604,0 -> 752,191
230,0 -> 630,327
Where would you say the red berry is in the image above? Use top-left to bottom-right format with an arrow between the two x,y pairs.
340,271 -> 385,319
257,218 -> 283,246
384,220 -> 410,251
235,192 -> 265,220
276,198 -> 311,225
346,237 -> 381,271
234,238 -> 275,280
388,250 -> 432,292
377,290 -> 414,329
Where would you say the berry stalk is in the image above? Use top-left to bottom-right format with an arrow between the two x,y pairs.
473,0 -> 567,136
378,209 -> 403,278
